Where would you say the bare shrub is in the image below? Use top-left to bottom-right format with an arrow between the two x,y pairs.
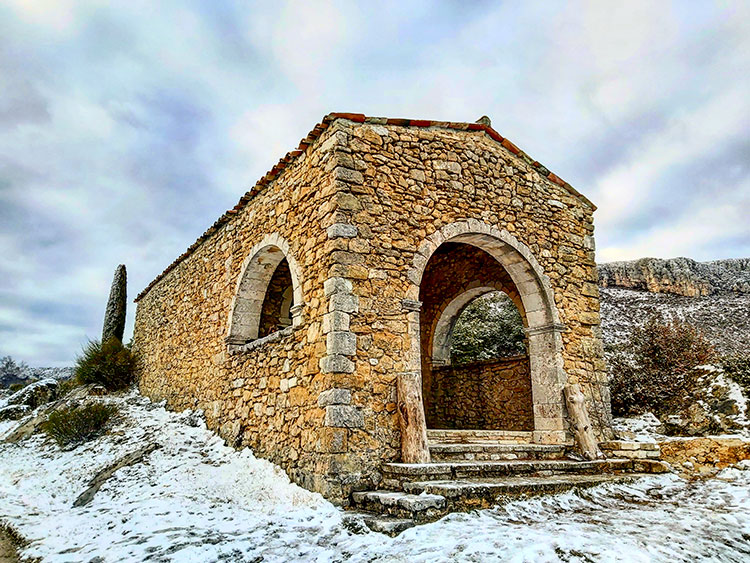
608,314 -> 716,416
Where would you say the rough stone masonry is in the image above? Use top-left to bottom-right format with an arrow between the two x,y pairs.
133,113 -> 613,504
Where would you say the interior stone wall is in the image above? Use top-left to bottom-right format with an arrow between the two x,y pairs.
427,356 -> 533,431
417,242 -> 524,417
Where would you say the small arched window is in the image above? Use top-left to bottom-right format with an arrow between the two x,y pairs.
227,236 -> 303,347
258,258 -> 293,338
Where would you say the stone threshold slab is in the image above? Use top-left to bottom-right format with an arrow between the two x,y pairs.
429,443 -> 567,453
382,459 -> 634,479
427,429 -> 534,444
401,473 -> 646,498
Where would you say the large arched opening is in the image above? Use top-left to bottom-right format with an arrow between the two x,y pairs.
419,243 -> 533,431
400,221 -> 568,462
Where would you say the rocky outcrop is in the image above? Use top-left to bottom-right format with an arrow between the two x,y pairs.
1,384 -> 99,443
0,379 -> 59,421
658,437 -> 750,477
598,257 -> 750,297
0,404 -> 30,421
5,378 -> 58,410
102,264 -> 127,343
660,366 -> 748,436
73,443 -> 160,507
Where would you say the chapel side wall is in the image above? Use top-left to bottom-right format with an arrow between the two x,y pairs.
320,119 -> 611,476
133,125 -> 355,500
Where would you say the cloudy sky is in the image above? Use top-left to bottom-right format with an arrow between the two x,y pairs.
1,0 -> 748,366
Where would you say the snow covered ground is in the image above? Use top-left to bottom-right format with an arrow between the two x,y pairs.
2,391 -> 750,562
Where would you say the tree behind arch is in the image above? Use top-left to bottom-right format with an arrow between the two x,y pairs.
451,292 -> 526,364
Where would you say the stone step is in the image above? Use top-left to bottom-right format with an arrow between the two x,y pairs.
350,471 -> 666,529
381,459 -> 638,487
427,429 -> 534,444
599,440 -> 661,460
341,510 -> 415,536
401,473 -> 649,504
350,490 -> 447,523
430,442 -> 567,462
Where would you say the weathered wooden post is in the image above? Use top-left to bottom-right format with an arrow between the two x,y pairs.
564,383 -> 603,459
397,371 -> 430,463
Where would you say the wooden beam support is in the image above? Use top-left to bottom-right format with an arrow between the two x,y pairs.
564,384 -> 603,460
397,371 -> 430,463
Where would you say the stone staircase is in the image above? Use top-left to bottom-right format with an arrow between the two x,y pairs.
344,430 -> 667,535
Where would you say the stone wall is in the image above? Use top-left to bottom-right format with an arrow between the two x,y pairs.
133,122 -> 387,504
426,356 -> 533,431
325,117 -> 612,442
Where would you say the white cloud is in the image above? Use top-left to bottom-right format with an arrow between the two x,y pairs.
3,0 -> 81,34
594,86 -> 750,229
0,0 -> 748,365
599,184 -> 750,262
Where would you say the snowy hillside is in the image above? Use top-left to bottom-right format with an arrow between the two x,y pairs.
3,391 -> 750,562
600,287 -> 750,357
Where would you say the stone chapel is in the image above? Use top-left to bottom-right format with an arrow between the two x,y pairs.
133,113 -> 620,505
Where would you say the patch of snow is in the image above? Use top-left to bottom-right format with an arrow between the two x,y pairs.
612,412 -> 663,442
0,418 -> 16,437
726,378 -> 749,422
2,391 -> 750,561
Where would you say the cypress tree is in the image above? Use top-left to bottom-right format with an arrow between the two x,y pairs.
102,264 -> 127,343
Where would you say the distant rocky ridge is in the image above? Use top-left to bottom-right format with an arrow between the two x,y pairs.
598,257 -> 750,297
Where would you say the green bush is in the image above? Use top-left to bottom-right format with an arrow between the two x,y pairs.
8,381 -> 30,393
41,403 -> 118,447
75,338 -> 137,391
608,314 -> 716,417
721,354 -> 750,395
